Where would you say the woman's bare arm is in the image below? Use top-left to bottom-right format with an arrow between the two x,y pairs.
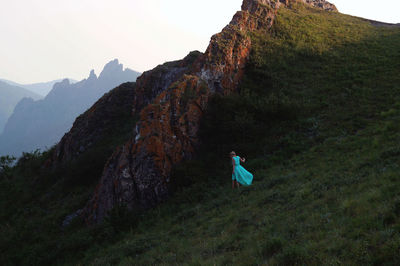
240,157 -> 246,163
232,158 -> 235,174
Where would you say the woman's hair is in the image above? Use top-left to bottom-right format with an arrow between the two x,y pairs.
230,151 -> 236,156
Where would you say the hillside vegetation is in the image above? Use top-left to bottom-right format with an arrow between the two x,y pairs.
1,4 -> 400,265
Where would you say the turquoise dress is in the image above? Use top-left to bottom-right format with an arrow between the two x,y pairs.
232,156 -> 253,186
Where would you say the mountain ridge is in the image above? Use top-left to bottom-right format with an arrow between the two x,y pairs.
0,59 -> 140,157
0,78 -> 75,97
0,80 -> 42,134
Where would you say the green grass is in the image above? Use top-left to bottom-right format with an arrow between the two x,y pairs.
1,4 -> 400,265
0,105 -> 138,265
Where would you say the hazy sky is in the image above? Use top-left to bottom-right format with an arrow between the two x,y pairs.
0,0 -> 398,84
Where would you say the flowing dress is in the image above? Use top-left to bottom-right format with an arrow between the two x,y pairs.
232,156 -> 253,186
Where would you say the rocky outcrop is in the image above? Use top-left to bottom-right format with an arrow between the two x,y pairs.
84,75 -> 210,222
301,0 -> 337,11
131,51 -> 202,113
200,0 -> 276,94
74,0 -> 339,224
276,0 -> 337,11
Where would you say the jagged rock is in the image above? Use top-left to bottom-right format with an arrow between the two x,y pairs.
301,0 -> 337,12
100,59 -> 123,77
84,75 -> 209,222
131,51 -> 202,113
200,0 -> 279,94
53,0 -> 340,224
88,70 -> 97,81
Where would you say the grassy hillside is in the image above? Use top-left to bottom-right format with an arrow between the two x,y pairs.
1,4 -> 400,265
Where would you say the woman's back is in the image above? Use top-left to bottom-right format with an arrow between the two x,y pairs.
233,156 -> 241,166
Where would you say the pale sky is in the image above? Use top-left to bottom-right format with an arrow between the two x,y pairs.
0,0 -> 398,84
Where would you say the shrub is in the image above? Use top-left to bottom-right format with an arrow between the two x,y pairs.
0,155 -> 15,177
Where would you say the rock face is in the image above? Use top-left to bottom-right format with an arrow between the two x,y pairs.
302,0 -> 337,12
54,0 -> 337,224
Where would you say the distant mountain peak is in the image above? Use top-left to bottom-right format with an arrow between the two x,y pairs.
88,69 -> 97,80
61,78 -> 70,84
53,79 -> 70,90
99,59 -> 124,79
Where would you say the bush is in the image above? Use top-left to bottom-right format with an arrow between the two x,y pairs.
0,155 -> 15,177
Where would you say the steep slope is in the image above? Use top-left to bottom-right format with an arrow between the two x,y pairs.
1,0 -> 400,265
0,60 -> 140,157
0,81 -> 42,134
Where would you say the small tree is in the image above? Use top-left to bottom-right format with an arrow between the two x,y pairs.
0,155 -> 16,177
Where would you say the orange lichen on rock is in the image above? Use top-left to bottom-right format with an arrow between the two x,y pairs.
83,75 -> 211,223
132,75 -> 208,178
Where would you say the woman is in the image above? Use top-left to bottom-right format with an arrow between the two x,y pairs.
230,151 -> 253,189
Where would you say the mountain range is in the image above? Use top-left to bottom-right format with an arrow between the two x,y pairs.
0,78 -> 75,97
0,59 -> 140,157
